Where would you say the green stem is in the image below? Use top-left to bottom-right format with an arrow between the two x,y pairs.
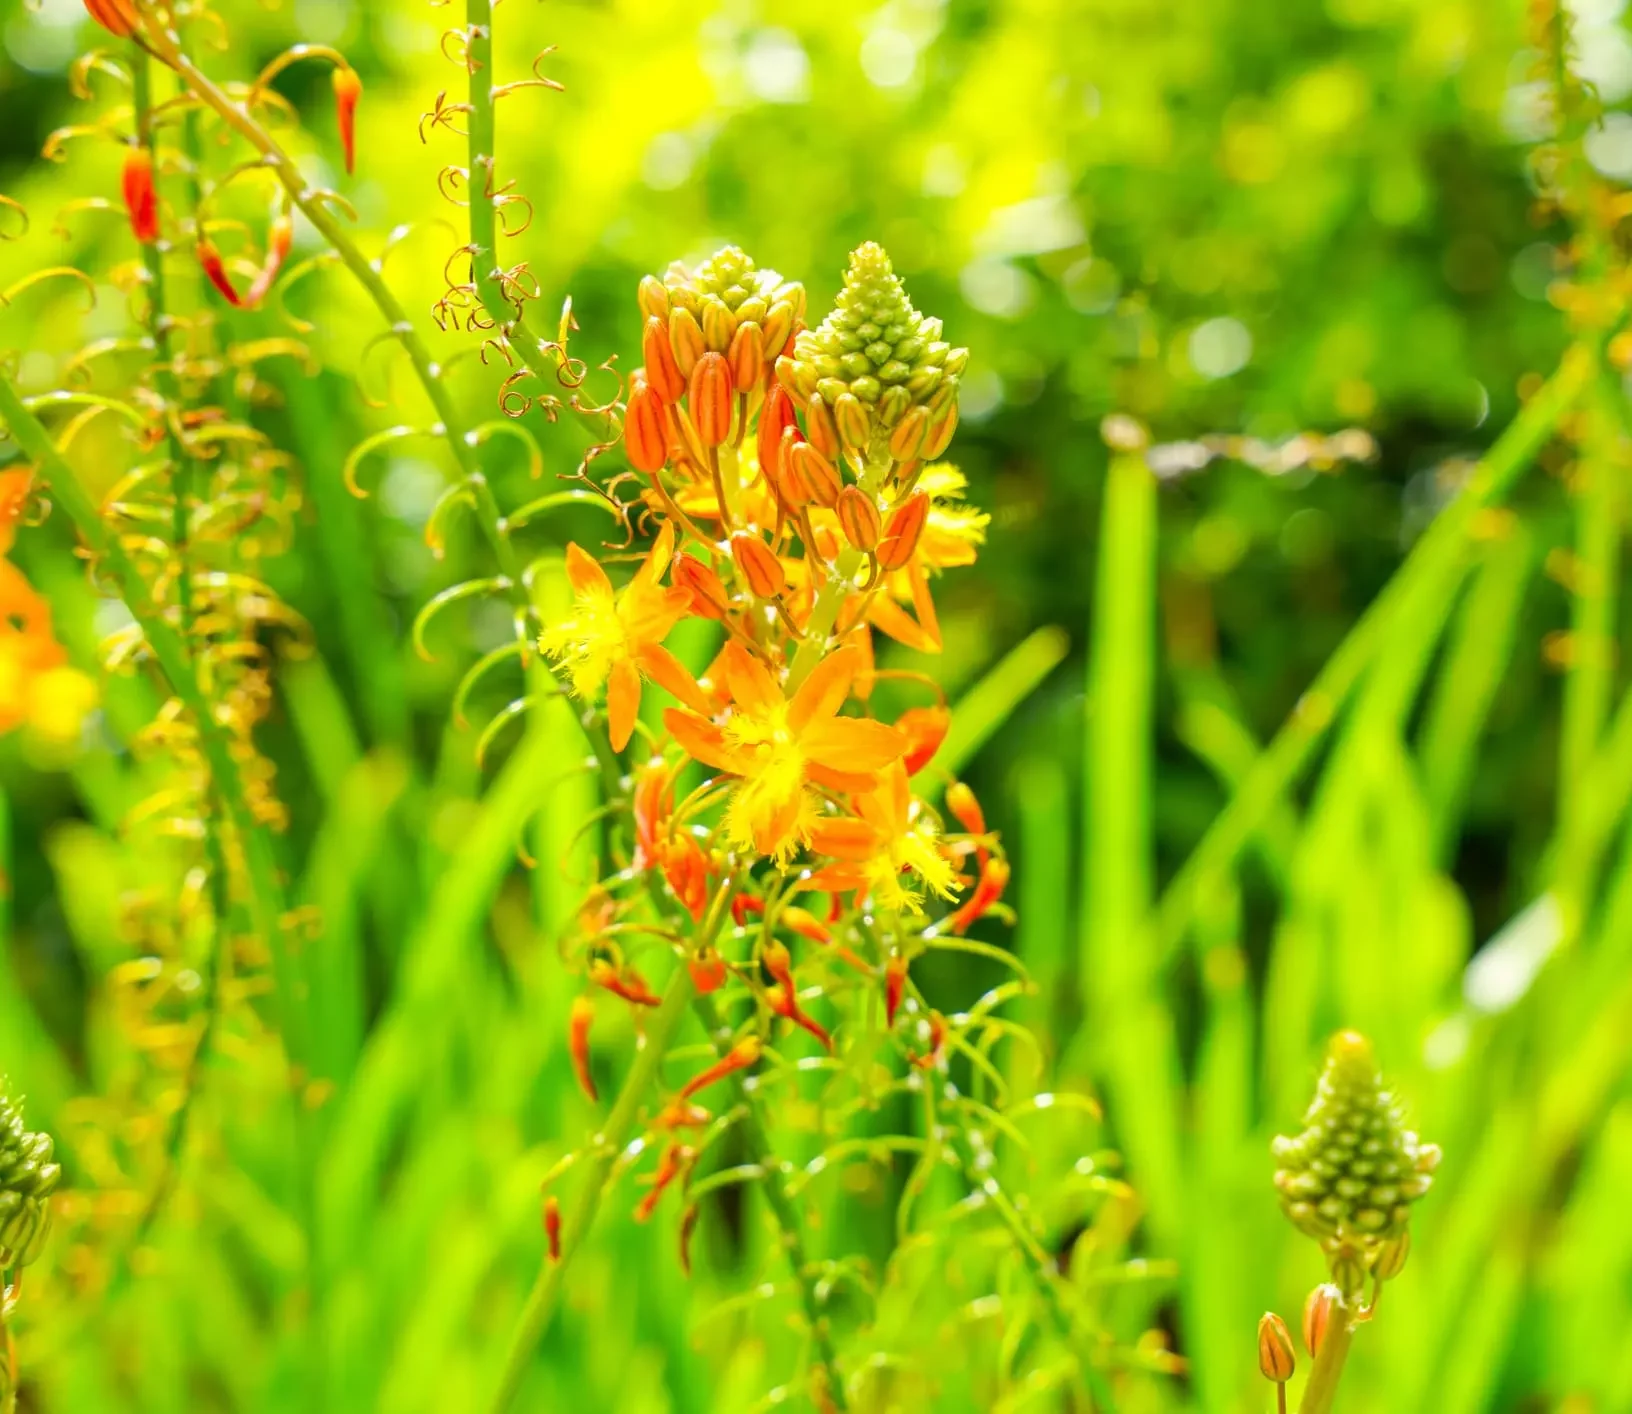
1295,1307 -> 1356,1414
691,991 -> 849,1411
0,371 -> 299,1065
486,878 -> 736,1414
1154,343 -> 1596,962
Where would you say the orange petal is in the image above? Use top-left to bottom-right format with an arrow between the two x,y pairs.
802,716 -> 905,773
622,581 -> 691,644
664,708 -> 740,775
721,641 -> 783,716
867,594 -> 938,653
608,657 -> 641,752
641,520 -> 677,584
788,644 -> 859,735
565,542 -> 613,598
909,566 -> 942,651
807,817 -> 882,861
808,762 -> 886,794
637,643 -> 712,715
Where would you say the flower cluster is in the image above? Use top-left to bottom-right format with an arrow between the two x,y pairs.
544,242 -> 1007,1204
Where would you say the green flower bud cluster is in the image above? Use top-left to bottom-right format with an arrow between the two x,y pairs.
1272,1032 -> 1438,1252
0,1084 -> 59,1270
782,242 -> 967,459
641,246 -> 806,362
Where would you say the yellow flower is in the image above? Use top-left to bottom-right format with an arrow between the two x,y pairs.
663,643 -> 905,863
807,760 -> 958,911
539,523 -> 708,751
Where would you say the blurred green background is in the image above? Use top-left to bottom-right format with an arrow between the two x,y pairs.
3,0 -> 1632,1409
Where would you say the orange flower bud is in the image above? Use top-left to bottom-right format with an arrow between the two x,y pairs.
771,427 -> 813,510
731,532 -> 786,599
679,1036 -> 762,1100
569,995 -> 597,1103
945,780 -> 985,835
947,856 -> 1009,935
638,274 -> 670,322
122,147 -> 158,244
1258,1313 -> 1295,1383
836,485 -> 881,552
543,1195 -> 562,1262
672,552 -> 730,620
877,490 -> 929,571
888,405 -> 930,462
83,0 -> 137,37
332,66 -> 362,176
590,958 -> 663,1007
196,239 -> 243,307
757,383 -> 797,483
687,949 -> 728,995
898,704 -> 950,775
763,938 -> 795,992
781,905 -> 830,946
776,354 -> 817,402
728,320 -> 764,392
669,307 -> 705,378
762,300 -> 795,359
884,953 -> 908,1026
689,351 -> 734,448
732,894 -> 766,927
768,984 -> 832,1052
1303,1284 -> 1339,1357
245,212 -> 294,308
923,402 -> 959,460
701,300 -> 736,353
788,441 -> 841,509
833,392 -> 870,460
635,1142 -> 690,1223
804,393 -> 839,458
625,377 -> 671,474
643,315 -> 686,403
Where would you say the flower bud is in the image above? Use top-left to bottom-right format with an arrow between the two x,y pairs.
689,352 -> 734,448
728,320 -> 764,392
833,391 -> 870,461
836,485 -> 881,552
757,384 -> 797,483
672,553 -> 730,620
701,299 -> 736,354
643,315 -> 686,403
84,0 -> 138,38
332,66 -> 363,176
624,377 -> 670,474
945,781 -> 985,835
771,426 -> 813,510
884,953 -> 908,1026
804,393 -> 839,458
543,1195 -> 562,1262
888,404 -> 930,462
922,402 -> 959,460
687,949 -> 728,995
196,239 -> 243,307
1372,1230 -> 1411,1282
244,211 -> 295,308
876,490 -> 929,571
1331,1244 -> 1367,1300
0,1083 -> 60,1272
638,274 -> 670,321
731,532 -> 786,599
1257,1313 -> 1295,1383
1303,1283 -> 1339,1357
122,146 -> 158,244
669,307 -> 705,378
568,996 -> 597,1103
763,300 -> 795,358
788,441 -> 842,509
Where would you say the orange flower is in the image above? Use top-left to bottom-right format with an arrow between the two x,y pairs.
662,643 -> 905,862
807,760 -> 958,911
539,523 -> 710,751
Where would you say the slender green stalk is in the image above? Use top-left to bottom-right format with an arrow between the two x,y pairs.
1296,1307 -> 1356,1414
1154,343 -> 1595,961
486,969 -> 697,1414
0,371 -> 299,1062
464,0 -> 559,391
691,991 -> 850,1410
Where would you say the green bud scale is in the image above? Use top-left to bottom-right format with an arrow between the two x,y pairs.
1272,1032 -> 1438,1252
789,242 -> 966,461
0,1082 -> 60,1270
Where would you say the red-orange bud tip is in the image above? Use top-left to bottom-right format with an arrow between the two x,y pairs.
121,147 -> 158,245
84,0 -> 138,38
332,66 -> 363,175
196,240 -> 243,307
543,1195 -> 562,1262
